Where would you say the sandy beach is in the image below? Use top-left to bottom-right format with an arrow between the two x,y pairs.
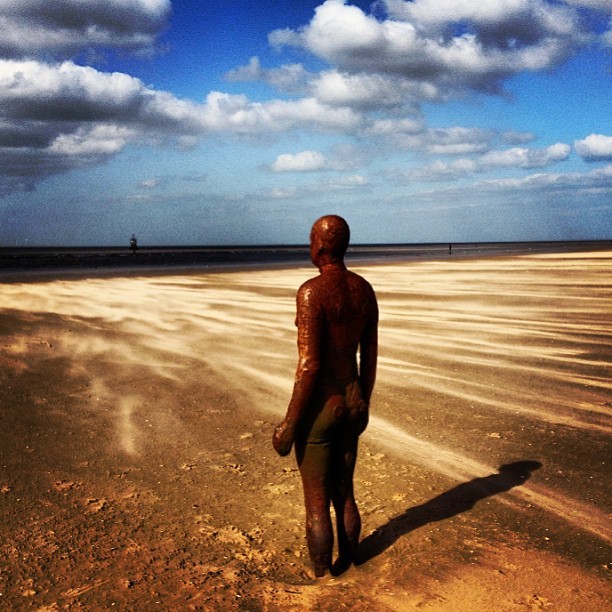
1,249 -> 611,610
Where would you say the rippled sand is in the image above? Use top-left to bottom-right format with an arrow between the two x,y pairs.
1,250 -> 610,609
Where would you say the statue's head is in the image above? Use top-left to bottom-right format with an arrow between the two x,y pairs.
310,215 -> 350,268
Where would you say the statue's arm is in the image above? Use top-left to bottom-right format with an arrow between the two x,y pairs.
357,292 -> 378,433
360,310 -> 378,402
273,285 -> 321,456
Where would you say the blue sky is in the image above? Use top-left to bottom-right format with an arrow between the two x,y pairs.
0,0 -> 610,246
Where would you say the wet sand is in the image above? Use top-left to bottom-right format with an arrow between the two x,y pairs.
1,249 -> 611,609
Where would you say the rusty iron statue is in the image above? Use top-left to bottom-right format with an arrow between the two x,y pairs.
273,215 -> 379,578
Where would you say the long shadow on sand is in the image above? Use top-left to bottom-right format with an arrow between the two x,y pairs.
355,460 -> 542,566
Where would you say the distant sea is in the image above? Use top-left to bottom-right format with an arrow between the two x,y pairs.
1,241 -> 610,278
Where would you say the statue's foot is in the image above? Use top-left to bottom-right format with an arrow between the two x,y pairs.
331,554 -> 352,576
312,556 -> 331,578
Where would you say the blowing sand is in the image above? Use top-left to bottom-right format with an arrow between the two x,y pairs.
1,250 -> 610,610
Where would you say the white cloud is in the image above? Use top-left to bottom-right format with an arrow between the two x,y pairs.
404,158 -> 479,181
0,58 -> 208,141
268,27 -> 302,50
574,134 -> 612,161
271,0 -> 584,96
474,163 -> 612,192
329,174 -> 368,187
480,143 -> 571,168
0,59 -> 145,116
0,58 -> 365,195
311,70 -> 439,110
225,56 -> 312,94
501,130 -> 536,145
427,128 -> 495,155
373,125 -> 494,154
225,56 -> 262,81
267,186 -> 299,199
271,151 -> 327,172
200,91 -> 361,134
386,0 -> 576,35
366,118 -> 425,136
139,178 -> 159,189
0,0 -> 608,230
48,124 -> 135,156
264,173 -> 369,201
0,0 -> 171,59
402,143 -> 571,181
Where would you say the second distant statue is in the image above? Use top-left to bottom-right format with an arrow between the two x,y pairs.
130,234 -> 138,255
273,215 -> 379,578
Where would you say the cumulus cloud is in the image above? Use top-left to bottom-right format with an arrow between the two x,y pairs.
201,91 -> 360,134
605,25 -> 612,47
480,143 -> 571,168
501,130 -> 536,145
270,0 -> 584,95
403,143 -> 570,181
270,145 -> 371,173
574,134 -> 612,161
0,0 -> 175,195
365,118 -> 425,136
405,158 -> 479,182
138,178 -> 159,190
0,0 -> 607,203
271,151 -> 328,172
311,70 -> 440,110
0,0 -> 171,59
426,127 -> 496,155
366,123 -> 494,154
48,124 -> 136,156
474,163 -> 612,193
0,58 -> 364,195
225,56 -> 312,94
265,174 -> 369,201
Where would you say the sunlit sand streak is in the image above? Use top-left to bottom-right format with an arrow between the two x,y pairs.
382,314 -> 611,341
380,346 -> 612,394
60,333 -> 189,382
379,327 -> 609,366
512,484 -> 612,544
5,275 -> 604,433
369,416 -> 612,543
86,379 -> 140,454
205,359 -> 292,403
119,395 -> 139,455
378,355 -> 608,403
0,280 -> 296,334
189,336 -> 610,434
377,361 -> 611,431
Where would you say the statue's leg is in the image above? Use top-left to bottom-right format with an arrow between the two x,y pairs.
296,438 -> 333,577
331,433 -> 360,565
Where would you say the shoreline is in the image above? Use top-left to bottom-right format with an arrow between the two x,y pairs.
1,239 -> 610,282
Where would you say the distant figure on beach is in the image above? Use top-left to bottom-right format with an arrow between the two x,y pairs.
273,215 -> 379,578
130,234 -> 138,255
449,243 -> 452,255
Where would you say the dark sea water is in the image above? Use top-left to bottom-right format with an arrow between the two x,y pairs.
0,241 -> 610,279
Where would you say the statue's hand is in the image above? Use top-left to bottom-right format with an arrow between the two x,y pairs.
352,400 -> 369,435
272,420 -> 295,457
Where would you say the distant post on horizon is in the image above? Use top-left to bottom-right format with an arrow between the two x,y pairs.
130,234 -> 138,255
